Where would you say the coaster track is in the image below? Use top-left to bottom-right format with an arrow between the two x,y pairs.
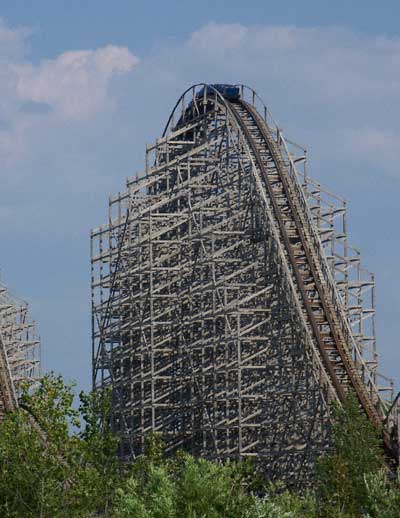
228,97 -> 400,464
91,84 -> 399,485
229,99 -> 380,425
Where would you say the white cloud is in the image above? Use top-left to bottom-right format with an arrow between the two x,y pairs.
188,23 -> 249,54
15,45 -> 138,120
185,23 -> 400,100
0,19 -> 139,166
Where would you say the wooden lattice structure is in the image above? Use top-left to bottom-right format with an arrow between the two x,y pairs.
91,84 -> 399,486
0,280 -> 40,422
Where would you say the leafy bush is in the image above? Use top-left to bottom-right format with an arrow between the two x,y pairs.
0,374 -> 120,517
315,393 -> 387,517
0,376 -> 398,517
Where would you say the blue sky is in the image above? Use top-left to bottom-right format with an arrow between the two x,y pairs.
0,1 -> 399,393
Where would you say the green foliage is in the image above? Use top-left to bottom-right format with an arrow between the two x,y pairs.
113,434 -> 255,518
249,488 -> 317,518
0,377 -> 399,518
0,373 -> 121,517
363,470 -> 400,518
112,436 -> 318,518
315,392 -> 392,518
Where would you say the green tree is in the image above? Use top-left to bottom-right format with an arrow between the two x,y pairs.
315,392 -> 386,517
0,373 -> 120,517
251,487 -> 317,518
1,375 -> 399,518
113,434 -> 256,518
113,435 -> 319,518
363,469 -> 400,518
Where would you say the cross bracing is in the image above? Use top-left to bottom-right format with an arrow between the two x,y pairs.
91,84 -> 399,486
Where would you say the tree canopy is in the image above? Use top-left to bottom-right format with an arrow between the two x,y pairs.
0,374 -> 398,517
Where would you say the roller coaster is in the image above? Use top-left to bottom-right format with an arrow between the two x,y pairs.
85,83 -> 396,485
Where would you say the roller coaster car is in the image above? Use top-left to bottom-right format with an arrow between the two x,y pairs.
196,84 -> 240,101
176,84 -> 240,130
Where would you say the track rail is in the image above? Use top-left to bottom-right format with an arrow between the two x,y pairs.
225,98 -> 394,453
